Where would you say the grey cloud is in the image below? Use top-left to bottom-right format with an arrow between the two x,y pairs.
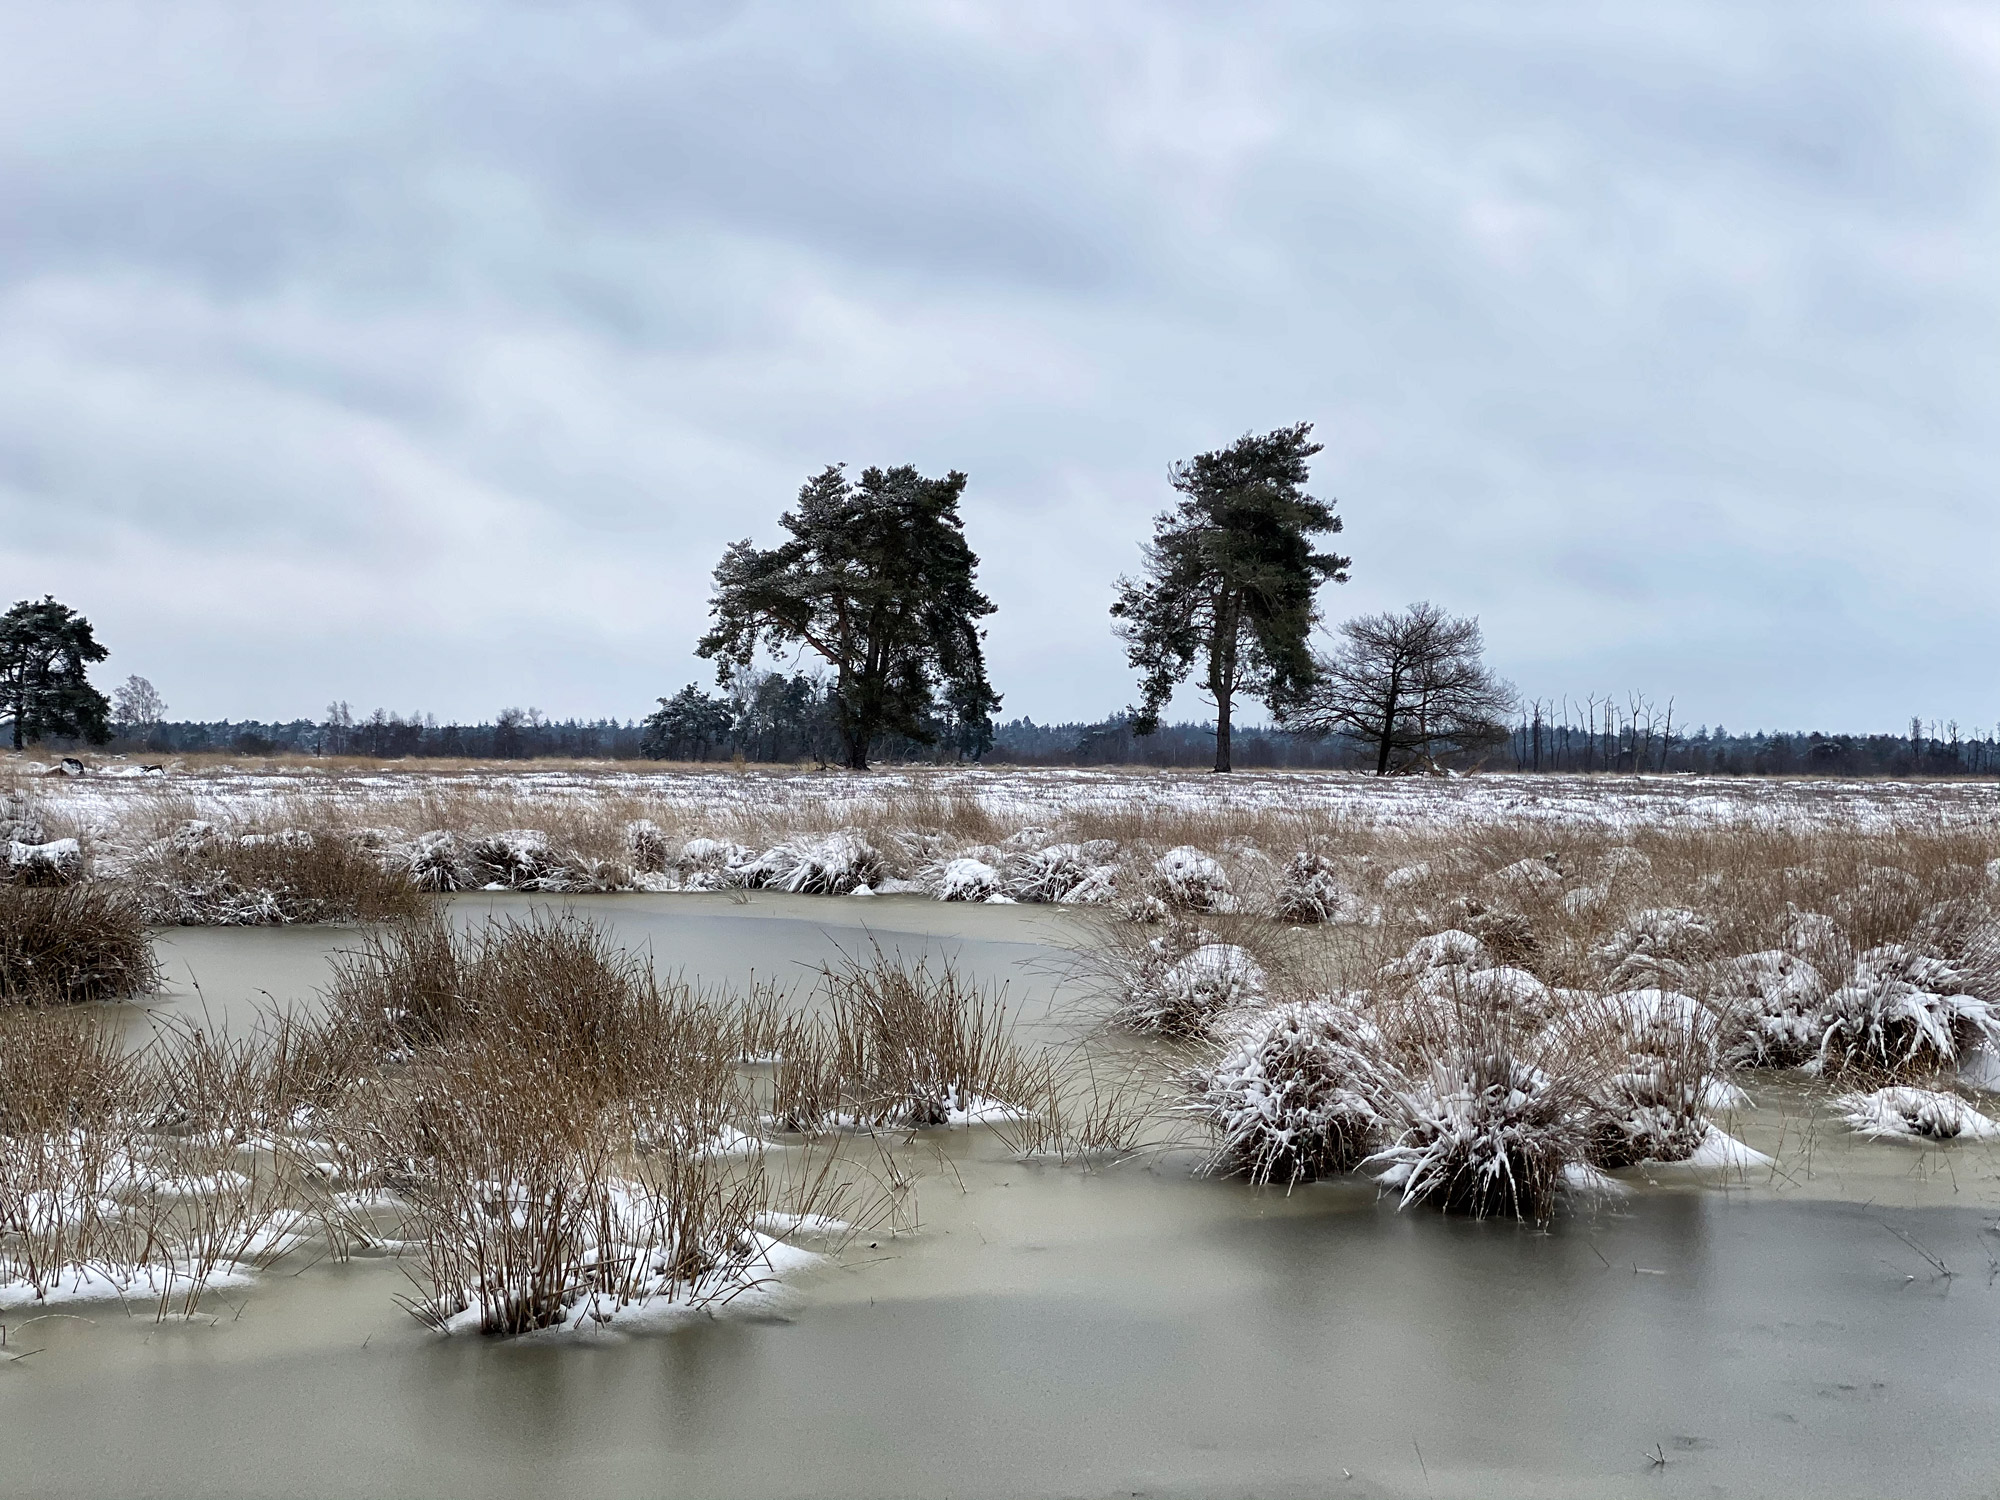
1,1 -> 1995,731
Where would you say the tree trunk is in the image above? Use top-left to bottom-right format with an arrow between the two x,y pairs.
1210,591 -> 1239,773
1375,675 -> 1400,776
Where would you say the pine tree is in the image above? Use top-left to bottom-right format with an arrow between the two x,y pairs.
0,596 -> 112,750
698,464 -> 1000,770
1111,423 -> 1349,771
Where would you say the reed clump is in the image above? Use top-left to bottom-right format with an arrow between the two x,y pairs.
0,1009 -> 320,1315
771,949 -> 1040,1133
0,882 -> 160,1006
132,825 -> 423,925
322,911 -> 865,1335
1,912 -> 895,1333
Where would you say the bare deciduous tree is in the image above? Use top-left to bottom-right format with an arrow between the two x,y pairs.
1295,602 -> 1515,774
111,675 -> 166,734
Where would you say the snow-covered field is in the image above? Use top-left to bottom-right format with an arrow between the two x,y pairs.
16,758 -> 2000,836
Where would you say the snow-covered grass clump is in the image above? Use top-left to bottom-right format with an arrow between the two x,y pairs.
1003,841 -> 1118,905
1367,1050 -> 1591,1224
935,856 -> 1001,902
675,837 -> 751,890
131,822 -> 425,924
1148,846 -> 1235,913
767,950 -> 1039,1132
1832,1087 -> 2000,1143
1714,949 -> 1827,1067
740,831 -> 883,895
0,883 -> 160,1006
1490,855 -> 1563,894
1275,851 -> 1371,924
1818,941 -> 2000,1076
465,829 -> 562,888
624,818 -> 672,874
1382,929 -> 1489,980
1592,907 -> 1716,990
1113,924 -> 1268,1036
8,836 -> 83,886
406,830 -> 468,893
1188,999 -> 1393,1186
1577,988 -> 1717,1168
2,912 -> 906,1332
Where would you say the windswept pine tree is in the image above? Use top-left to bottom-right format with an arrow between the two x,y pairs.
1111,423 -> 1349,772
698,464 -> 1000,770
0,596 -> 112,749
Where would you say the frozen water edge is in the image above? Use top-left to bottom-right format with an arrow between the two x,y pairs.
434,1235 -> 825,1340
0,1259 -> 258,1311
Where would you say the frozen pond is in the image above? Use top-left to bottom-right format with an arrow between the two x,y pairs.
7,896 -> 2000,1499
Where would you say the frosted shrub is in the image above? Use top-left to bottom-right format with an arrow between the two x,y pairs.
1833,1086 -> 2000,1142
1369,1049 -> 1590,1223
1275,852 -> 1367,924
1713,950 -> 1826,1068
407,831 -> 469,894
936,857 -> 1000,902
1115,924 -> 1266,1036
1188,999 -> 1395,1186
1149,846 -> 1235,913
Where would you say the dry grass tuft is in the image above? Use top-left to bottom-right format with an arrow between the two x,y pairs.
132,826 -> 424,925
0,883 -> 160,1006
772,948 -> 1039,1132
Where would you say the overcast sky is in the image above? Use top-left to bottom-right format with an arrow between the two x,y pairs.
4,2 -> 1996,733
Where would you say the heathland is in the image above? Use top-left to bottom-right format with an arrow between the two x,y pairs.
4,754 -> 1999,1496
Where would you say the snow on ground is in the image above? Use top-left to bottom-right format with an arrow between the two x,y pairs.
16,760 -> 2000,837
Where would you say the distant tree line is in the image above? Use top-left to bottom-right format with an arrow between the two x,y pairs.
78,709 -> 2000,778
119,707 -> 649,760
1509,699 -> 2000,778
